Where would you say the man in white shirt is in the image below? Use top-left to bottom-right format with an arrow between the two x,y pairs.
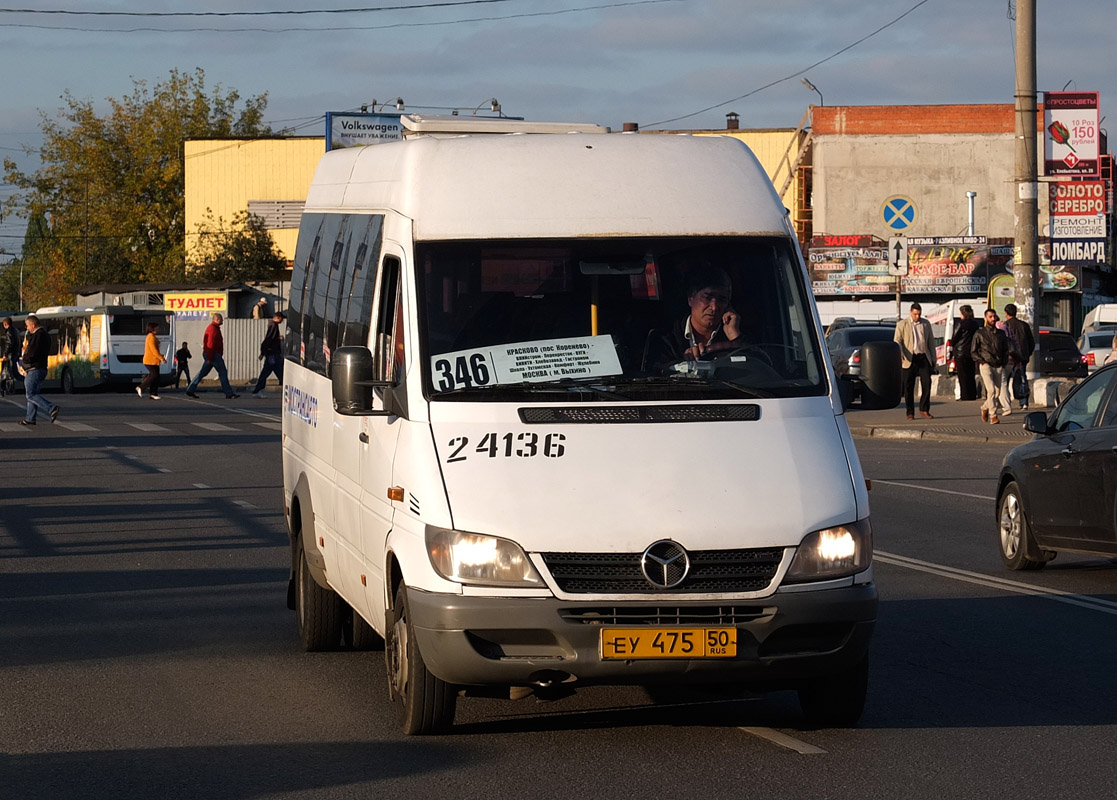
894,302 -> 936,419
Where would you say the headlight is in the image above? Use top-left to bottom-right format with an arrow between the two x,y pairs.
784,519 -> 872,583
426,527 -> 543,587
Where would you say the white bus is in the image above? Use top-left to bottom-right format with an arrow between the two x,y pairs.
23,305 -> 175,392
282,130 -> 878,734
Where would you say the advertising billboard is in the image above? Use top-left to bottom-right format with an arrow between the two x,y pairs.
326,112 -> 404,150
1043,91 -> 1100,177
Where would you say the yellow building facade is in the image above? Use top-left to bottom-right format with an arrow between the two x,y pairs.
184,137 -> 325,264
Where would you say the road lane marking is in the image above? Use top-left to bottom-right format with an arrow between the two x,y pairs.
870,479 -> 993,501
875,550 -> 1117,616
193,422 -> 236,432
233,500 -> 257,509
739,726 -> 827,754
194,483 -> 211,489
128,423 -> 170,433
254,422 -> 282,430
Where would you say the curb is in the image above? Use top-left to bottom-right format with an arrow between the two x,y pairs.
849,425 -> 1031,445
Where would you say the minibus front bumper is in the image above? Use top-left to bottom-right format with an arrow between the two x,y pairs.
406,582 -> 876,688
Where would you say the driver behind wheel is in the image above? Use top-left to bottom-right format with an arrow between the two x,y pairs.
646,264 -> 743,368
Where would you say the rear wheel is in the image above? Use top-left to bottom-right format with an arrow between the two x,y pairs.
797,656 -> 868,728
295,539 -> 343,651
343,605 -> 384,651
61,368 -> 75,394
998,482 -> 1046,571
385,583 -> 456,735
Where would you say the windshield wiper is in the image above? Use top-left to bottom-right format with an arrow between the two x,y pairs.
615,375 -> 775,399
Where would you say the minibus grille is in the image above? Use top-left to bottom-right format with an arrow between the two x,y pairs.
519,404 -> 760,424
558,606 -> 769,626
541,548 -> 783,594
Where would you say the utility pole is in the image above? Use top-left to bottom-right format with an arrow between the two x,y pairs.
1013,0 -> 1039,350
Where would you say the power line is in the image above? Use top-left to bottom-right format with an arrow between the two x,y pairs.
0,0 -> 675,33
0,1 -> 515,17
642,0 -> 932,128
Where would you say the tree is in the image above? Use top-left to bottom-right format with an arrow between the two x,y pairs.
2,68 -> 270,300
188,210 -> 288,282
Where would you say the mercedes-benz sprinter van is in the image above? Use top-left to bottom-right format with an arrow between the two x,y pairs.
282,130 -> 877,734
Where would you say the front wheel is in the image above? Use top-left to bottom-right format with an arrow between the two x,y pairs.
998,482 -> 1047,570
61,368 -> 75,394
385,583 -> 456,735
797,656 -> 868,728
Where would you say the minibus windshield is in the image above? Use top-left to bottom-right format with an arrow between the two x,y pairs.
418,237 -> 826,401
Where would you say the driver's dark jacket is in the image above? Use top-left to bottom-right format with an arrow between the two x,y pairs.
645,317 -> 735,370
971,324 -> 1009,367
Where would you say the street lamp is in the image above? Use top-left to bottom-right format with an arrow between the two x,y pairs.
801,77 -> 823,106
472,97 -> 501,116
363,97 -> 404,113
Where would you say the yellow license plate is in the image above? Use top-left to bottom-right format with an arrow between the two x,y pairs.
600,627 -> 737,659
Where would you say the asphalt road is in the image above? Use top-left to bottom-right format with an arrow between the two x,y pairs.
3,393 -> 1117,799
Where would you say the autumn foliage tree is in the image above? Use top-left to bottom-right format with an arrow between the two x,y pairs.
2,68 -> 271,303
188,210 -> 288,282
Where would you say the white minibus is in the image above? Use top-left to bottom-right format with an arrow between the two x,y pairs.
281,131 -> 878,733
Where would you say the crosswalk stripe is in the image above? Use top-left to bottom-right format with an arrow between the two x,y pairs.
254,422 -> 282,430
128,423 -> 171,432
56,422 -> 97,431
192,422 -> 236,432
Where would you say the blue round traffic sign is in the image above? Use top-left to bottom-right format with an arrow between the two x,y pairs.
882,195 -> 917,231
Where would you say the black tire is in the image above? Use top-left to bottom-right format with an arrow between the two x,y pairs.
61,368 -> 75,394
998,481 -> 1046,571
385,583 -> 456,735
797,656 -> 868,728
295,539 -> 343,651
343,605 -> 384,651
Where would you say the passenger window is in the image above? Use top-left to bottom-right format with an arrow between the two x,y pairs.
374,256 -> 403,384
1053,371 -> 1115,432
304,214 -> 345,375
338,215 -> 384,348
287,214 -> 326,362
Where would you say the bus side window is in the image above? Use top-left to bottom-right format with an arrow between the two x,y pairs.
287,213 -> 325,363
339,214 -> 384,348
374,256 -> 403,384
304,214 -> 344,376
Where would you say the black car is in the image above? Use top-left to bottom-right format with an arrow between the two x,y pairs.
825,324 -> 896,380
1034,327 -> 1088,378
996,362 -> 1117,570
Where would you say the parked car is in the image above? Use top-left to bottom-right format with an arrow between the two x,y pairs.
1034,328 -> 1088,378
1077,328 -> 1117,372
826,324 -> 896,379
825,323 -> 897,404
996,362 -> 1117,570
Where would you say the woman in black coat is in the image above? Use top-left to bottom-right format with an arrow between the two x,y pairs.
951,304 -> 980,401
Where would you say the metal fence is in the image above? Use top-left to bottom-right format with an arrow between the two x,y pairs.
175,318 -> 271,386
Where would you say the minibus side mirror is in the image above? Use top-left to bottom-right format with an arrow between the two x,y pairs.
332,346 -> 399,417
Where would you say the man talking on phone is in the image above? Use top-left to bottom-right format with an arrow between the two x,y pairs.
646,265 -> 742,368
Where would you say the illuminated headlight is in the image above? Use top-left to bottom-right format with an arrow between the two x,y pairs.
784,519 -> 872,583
426,527 -> 543,587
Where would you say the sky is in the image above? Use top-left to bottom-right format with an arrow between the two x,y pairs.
1,0 -> 1115,256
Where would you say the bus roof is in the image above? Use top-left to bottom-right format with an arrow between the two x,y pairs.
303,133 -> 789,241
